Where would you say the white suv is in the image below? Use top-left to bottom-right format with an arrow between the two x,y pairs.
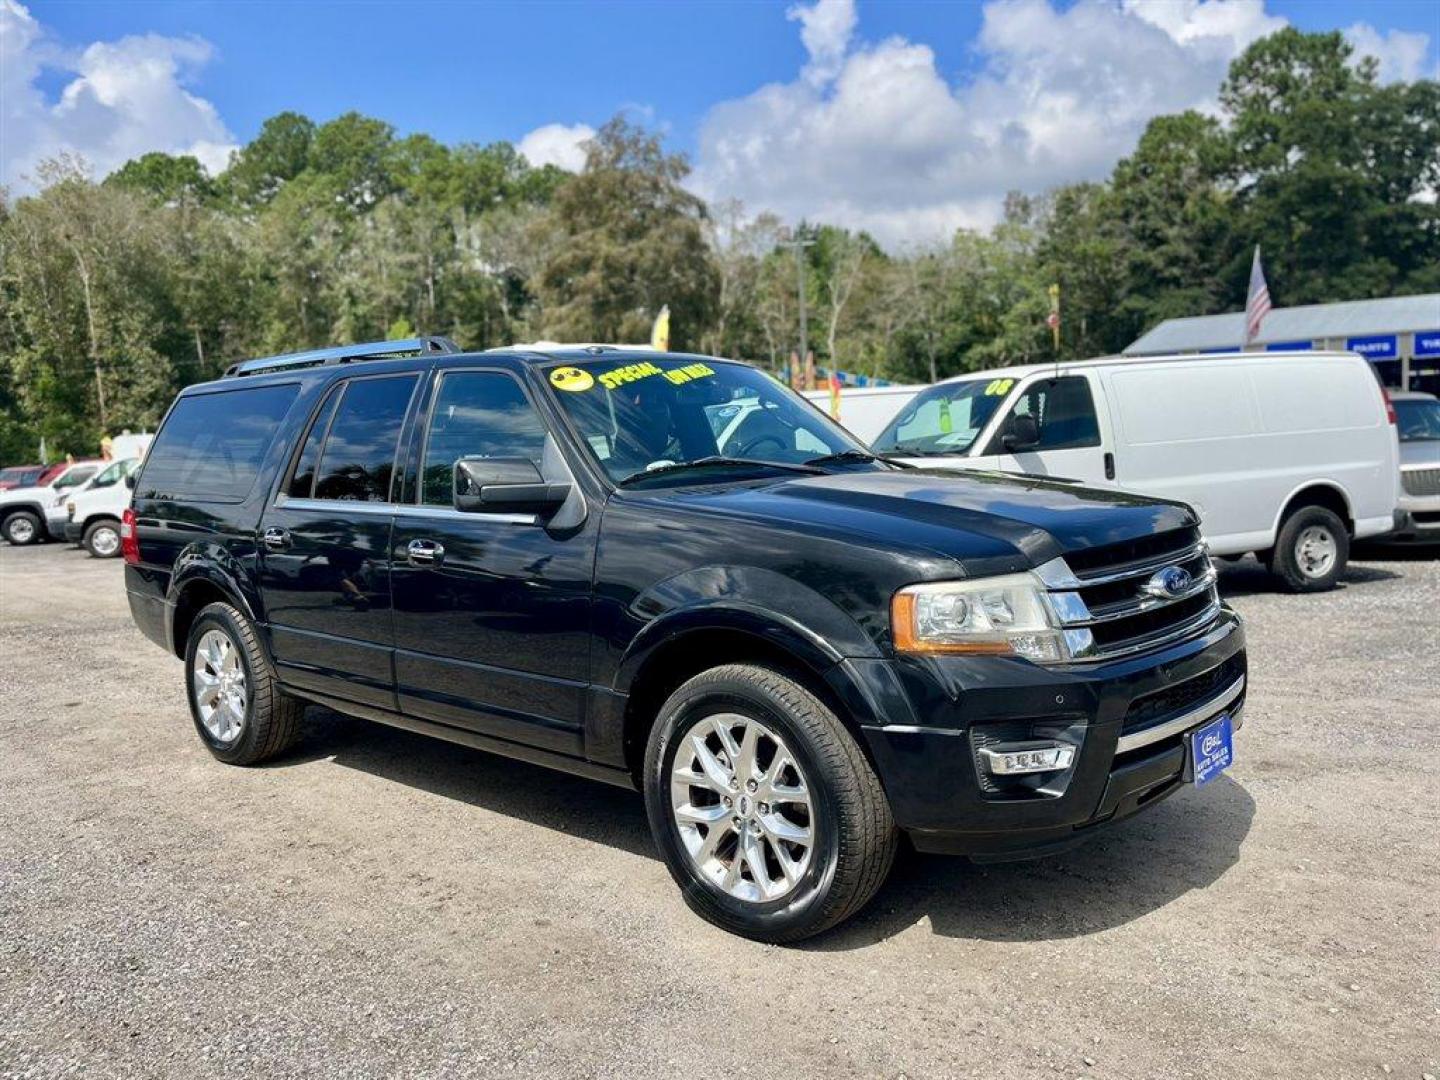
0,460 -> 103,546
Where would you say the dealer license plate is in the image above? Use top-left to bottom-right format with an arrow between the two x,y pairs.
1190,713 -> 1233,786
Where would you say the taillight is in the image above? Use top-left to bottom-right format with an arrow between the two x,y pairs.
1382,386 -> 1397,425
121,507 -> 141,564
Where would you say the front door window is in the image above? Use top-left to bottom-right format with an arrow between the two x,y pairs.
991,376 -> 1101,453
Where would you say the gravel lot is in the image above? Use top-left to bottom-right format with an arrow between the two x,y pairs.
2,540 -> 1437,1079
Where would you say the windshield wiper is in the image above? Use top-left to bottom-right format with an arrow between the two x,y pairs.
876,444 -> 968,458
804,448 -> 914,468
617,456 -> 824,486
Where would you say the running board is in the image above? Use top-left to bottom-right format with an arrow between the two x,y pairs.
290,689 -> 638,790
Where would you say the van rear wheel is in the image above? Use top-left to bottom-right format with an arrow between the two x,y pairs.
1268,506 -> 1348,593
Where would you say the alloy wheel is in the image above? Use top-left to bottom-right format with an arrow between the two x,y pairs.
670,712 -> 815,903
7,517 -> 35,544
192,629 -> 247,744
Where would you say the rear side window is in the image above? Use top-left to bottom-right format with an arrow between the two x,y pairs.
312,375 -> 418,502
419,372 -> 547,505
287,385 -> 343,499
139,385 -> 298,501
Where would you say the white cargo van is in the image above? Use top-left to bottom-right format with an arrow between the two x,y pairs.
870,351 -> 1399,591
62,457 -> 142,557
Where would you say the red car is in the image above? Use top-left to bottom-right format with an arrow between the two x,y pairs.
0,464 -> 64,491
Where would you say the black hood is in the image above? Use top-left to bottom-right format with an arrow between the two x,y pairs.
638,468 -> 1196,576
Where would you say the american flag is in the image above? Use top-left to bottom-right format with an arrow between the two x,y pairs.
1244,245 -> 1271,347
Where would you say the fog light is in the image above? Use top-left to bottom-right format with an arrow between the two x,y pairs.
980,742 -> 1076,775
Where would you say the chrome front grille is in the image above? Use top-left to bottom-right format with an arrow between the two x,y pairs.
1037,527 -> 1222,662
1401,468 -> 1440,497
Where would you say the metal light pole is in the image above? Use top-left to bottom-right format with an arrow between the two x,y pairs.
779,230 -> 815,373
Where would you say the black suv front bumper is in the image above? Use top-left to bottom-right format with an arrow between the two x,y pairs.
849,607 -> 1245,857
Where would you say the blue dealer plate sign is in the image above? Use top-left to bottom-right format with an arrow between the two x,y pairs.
1190,713 -> 1234,786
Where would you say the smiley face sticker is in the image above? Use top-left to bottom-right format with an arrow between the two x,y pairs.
550,366 -> 595,392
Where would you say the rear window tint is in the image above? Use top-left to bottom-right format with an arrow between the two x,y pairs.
139,384 -> 299,501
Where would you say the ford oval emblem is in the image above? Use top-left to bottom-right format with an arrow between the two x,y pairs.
1145,565 -> 1193,599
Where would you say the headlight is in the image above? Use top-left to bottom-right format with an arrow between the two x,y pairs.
891,573 -> 1066,662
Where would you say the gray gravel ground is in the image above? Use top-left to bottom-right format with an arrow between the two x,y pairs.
1,541 -> 1437,1080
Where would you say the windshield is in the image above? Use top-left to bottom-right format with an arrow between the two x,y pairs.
1396,398 -> 1440,442
872,377 -> 1013,456
543,357 -> 865,484
54,466 -> 97,489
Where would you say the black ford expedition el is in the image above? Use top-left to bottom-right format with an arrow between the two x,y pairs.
124,338 -> 1246,941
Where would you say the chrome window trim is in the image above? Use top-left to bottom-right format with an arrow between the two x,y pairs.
274,496 -> 537,526
1115,674 -> 1245,754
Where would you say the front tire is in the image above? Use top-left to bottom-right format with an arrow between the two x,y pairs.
643,663 -> 897,943
184,602 -> 304,765
1267,505 -> 1348,592
3,511 -> 42,546
82,519 -> 122,558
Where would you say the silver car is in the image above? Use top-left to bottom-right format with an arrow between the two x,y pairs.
1391,390 -> 1440,543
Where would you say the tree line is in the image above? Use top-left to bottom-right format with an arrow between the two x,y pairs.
1,28 -> 1435,463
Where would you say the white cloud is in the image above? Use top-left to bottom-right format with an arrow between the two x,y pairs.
0,0 -> 238,192
788,0 -> 858,86
517,122 -> 596,172
694,0 -> 1301,246
1344,22 -> 1435,83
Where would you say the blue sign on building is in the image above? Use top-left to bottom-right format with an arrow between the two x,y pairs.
1265,340 -> 1313,352
1346,334 -> 1398,360
1416,330 -> 1440,358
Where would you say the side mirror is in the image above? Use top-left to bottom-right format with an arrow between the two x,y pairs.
1000,413 -> 1041,453
454,457 -> 571,513
125,474 -> 136,490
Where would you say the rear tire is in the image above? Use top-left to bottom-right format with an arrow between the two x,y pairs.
82,519 -> 122,558
184,602 -> 304,765
1267,505 -> 1348,592
3,511 -> 42,546
643,663 -> 897,943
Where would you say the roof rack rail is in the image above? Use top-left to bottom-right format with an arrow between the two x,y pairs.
223,336 -> 460,378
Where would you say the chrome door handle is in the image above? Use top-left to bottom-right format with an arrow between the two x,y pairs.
407,538 -> 445,566
262,527 -> 290,550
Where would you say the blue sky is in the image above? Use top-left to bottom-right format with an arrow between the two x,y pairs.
6,0 -> 1438,243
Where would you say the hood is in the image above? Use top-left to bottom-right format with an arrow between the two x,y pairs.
640,468 -> 1196,575
0,482 -> 58,505
1399,440 -> 1440,469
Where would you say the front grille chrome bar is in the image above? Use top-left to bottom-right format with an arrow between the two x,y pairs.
1116,674 -> 1245,753
1066,540 -> 1209,587
1052,562 -> 1218,627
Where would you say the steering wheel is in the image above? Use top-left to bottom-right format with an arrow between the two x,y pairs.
730,432 -> 789,457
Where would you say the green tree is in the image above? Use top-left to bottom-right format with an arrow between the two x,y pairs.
535,117 -> 718,348
222,111 -> 316,207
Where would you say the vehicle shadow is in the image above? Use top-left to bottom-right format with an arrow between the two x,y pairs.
278,707 -> 656,859
812,776 -> 1256,950
278,707 -> 1254,949
1215,557 -> 1400,597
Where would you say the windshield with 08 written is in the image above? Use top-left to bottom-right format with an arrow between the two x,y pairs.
872,377 -> 1013,456
544,358 -> 867,484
